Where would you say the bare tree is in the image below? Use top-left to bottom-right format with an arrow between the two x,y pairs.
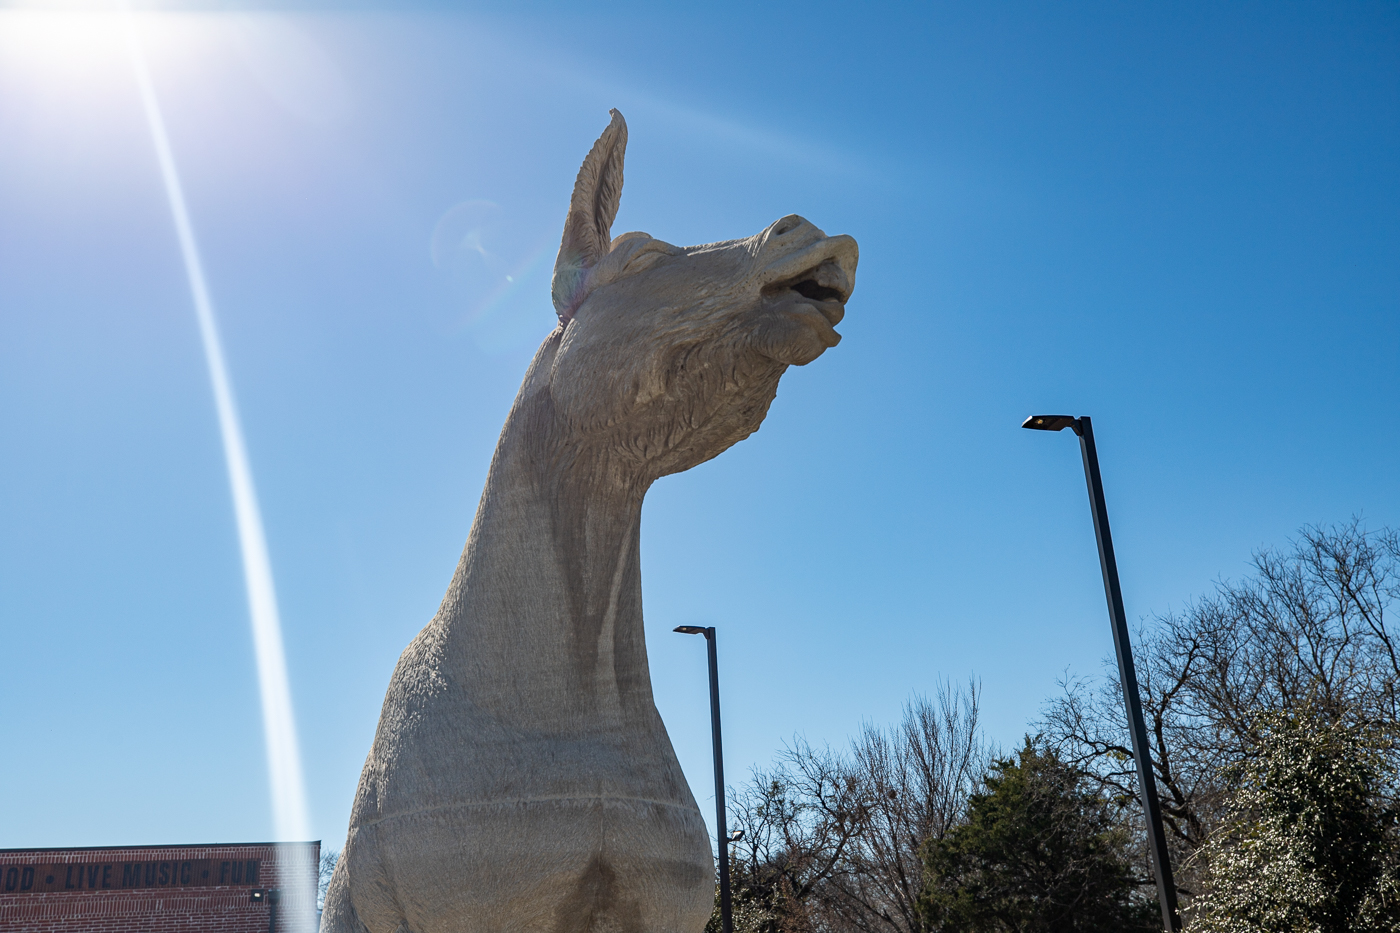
1041,520 -> 1400,893
723,680 -> 989,933
826,680 -> 990,933
724,739 -> 871,933
319,849 -> 339,913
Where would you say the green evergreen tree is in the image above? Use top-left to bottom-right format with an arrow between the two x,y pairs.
1190,710 -> 1400,933
918,740 -> 1160,933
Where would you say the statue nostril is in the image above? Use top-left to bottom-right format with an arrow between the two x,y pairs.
773,216 -> 801,236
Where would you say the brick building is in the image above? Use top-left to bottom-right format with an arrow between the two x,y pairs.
0,841 -> 319,933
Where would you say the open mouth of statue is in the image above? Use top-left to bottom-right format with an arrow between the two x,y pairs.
769,258 -> 851,325
792,279 -> 845,303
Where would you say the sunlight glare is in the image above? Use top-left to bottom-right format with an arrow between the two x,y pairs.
0,10 -> 121,78
120,16 -> 314,919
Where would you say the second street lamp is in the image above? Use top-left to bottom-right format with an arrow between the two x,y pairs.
674,625 -> 733,933
1022,414 -> 1181,932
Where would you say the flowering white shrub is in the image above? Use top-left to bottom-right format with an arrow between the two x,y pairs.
1190,710 -> 1400,933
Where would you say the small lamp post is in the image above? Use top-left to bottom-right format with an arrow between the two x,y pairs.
250,887 -> 281,933
1022,414 -> 1180,931
674,624 -> 733,933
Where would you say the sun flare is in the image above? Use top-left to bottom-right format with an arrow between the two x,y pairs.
0,10 -> 122,74
0,6 -> 191,89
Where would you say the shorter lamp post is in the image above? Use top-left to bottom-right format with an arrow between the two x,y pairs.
675,625 -> 733,933
1022,414 -> 1180,932
250,887 -> 281,933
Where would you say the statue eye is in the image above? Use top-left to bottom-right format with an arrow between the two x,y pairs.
623,247 -> 670,274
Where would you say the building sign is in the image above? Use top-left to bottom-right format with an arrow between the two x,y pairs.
2,857 -> 263,893
0,841 -> 318,933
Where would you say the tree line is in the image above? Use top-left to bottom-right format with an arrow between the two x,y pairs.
711,521 -> 1400,933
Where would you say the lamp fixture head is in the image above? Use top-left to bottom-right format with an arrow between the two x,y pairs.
673,625 -> 708,635
1022,414 -> 1081,434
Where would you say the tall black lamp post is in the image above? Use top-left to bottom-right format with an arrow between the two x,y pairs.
674,625 -> 733,933
1022,414 -> 1180,932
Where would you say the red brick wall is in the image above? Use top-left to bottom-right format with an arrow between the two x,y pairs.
0,842 -> 319,933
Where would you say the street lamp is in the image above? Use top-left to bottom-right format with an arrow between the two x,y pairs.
674,624 -> 734,933
249,887 -> 281,933
1022,414 -> 1181,932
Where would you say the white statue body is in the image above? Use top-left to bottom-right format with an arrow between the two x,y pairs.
321,111 -> 858,933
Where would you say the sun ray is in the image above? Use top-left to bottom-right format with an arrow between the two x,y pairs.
121,5 -> 313,878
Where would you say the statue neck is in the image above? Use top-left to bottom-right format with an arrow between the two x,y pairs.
434,350 -> 658,733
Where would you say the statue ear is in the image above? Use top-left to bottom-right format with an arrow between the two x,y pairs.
552,109 -> 627,323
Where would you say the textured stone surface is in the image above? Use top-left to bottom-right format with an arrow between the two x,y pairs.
322,110 -> 858,933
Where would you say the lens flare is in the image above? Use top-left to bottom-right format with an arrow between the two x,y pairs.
123,8 -> 312,864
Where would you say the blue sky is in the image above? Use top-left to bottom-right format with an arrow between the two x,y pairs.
1,1 -> 1396,850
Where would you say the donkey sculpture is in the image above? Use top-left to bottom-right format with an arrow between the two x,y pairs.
321,110 -> 858,933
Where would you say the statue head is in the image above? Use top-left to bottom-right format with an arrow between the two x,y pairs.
529,110 -> 859,484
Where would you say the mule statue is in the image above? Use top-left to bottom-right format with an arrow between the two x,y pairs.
321,110 -> 858,933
